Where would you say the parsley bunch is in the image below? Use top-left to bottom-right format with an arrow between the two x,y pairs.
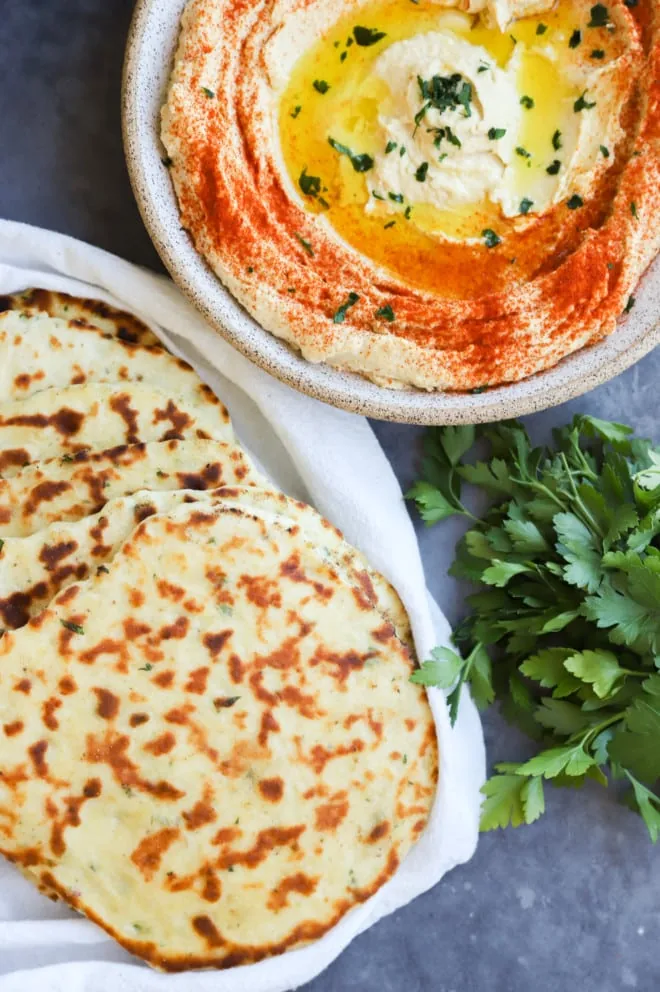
408,416 -> 660,842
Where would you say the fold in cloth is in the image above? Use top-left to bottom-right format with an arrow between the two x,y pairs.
0,219 -> 485,992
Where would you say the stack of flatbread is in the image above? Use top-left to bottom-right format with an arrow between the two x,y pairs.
0,291 -> 437,972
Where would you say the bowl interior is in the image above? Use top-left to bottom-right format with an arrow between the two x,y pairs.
121,0 -> 660,425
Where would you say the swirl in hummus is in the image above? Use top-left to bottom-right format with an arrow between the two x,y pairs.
162,0 -> 660,391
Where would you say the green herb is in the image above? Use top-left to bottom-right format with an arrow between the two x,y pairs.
546,159 -> 562,175
415,162 -> 429,182
591,48 -> 605,58
574,91 -> 596,112
415,73 -> 472,132
399,146 -> 407,157
353,25 -> 387,46
97,565 -> 110,574
214,696 -> 240,710
328,137 -> 374,173
372,191 -> 385,200
61,620 -> 84,635
567,194 -> 584,209
478,62 -> 490,72
407,416 -> 660,841
600,145 -> 610,158
332,292 -> 360,323
631,201 -> 638,219
404,205 -> 413,219
488,127 -> 507,140
61,454 -> 75,464
569,29 -> 582,48
385,140 -> 397,154
430,125 -> 461,149
536,23 -> 548,34
482,229 -> 501,248
624,295 -> 635,313
291,105 -> 302,118
510,34 -> 517,44
520,95 -> 535,109
516,146 -> 531,159
388,192 -> 404,203
201,87 -> 215,98
298,168 -> 322,198
519,198 -> 534,215
340,51 -> 348,62
139,664 -> 153,672
375,305 -> 395,321
384,220 -> 396,229
313,79 -> 330,94
588,3 -> 610,27
552,129 -> 563,151
0,540 -> 3,554
295,232 -> 314,256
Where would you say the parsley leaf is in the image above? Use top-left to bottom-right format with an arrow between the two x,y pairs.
588,3 -> 610,27
488,127 -> 506,140
482,228 -> 501,248
353,25 -> 387,46
328,137 -> 374,173
313,79 -> 330,94
332,292 -> 359,323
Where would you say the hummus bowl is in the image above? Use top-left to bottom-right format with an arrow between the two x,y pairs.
122,0 -> 660,424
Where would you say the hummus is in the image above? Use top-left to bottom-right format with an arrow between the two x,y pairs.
162,0 -> 660,392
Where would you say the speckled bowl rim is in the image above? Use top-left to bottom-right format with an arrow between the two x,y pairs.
121,0 -> 660,425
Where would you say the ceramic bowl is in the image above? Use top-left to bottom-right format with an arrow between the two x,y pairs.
121,0 -> 660,424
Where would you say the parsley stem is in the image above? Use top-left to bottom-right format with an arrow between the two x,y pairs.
559,453 -> 605,538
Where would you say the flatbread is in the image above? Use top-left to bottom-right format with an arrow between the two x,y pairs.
0,289 -> 160,347
0,486 -> 405,642
0,499 -> 436,971
0,438 -> 262,539
0,382 -> 233,477
0,311 -> 217,404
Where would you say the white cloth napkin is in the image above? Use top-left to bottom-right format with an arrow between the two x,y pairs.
0,220 -> 485,992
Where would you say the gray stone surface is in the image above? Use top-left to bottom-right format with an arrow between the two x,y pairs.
1,2 -> 658,989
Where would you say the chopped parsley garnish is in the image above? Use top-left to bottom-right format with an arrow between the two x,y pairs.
516,146 -> 531,158
399,146 -> 407,157
372,191 -> 385,200
376,305 -> 395,321
552,129 -> 563,151
388,192 -> 404,203
482,228 -> 501,248
520,95 -> 535,109
587,3 -> 610,27
327,137 -> 374,172
567,194 -> 584,209
624,294 -> 635,312
340,51 -> 348,62
536,23 -> 548,34
510,34 -> 517,44
404,205 -> 413,219
519,198 -> 534,214
385,141 -> 397,154
591,48 -> 605,58
477,62 -> 490,72
138,663 -> 153,672
298,168 -> 322,198
61,620 -> 84,635
332,292 -> 359,323
569,29 -> 582,48
201,87 -> 215,98
631,201 -> 638,218
97,564 -> 109,574
546,159 -> 562,175
488,127 -> 506,140
313,79 -> 330,94
574,91 -> 596,112
415,73 -> 473,131
290,105 -> 302,118
384,220 -> 396,229
600,144 -> 610,157
295,232 -> 314,256
353,25 -> 387,46
415,162 -> 429,182
430,125 -> 461,149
